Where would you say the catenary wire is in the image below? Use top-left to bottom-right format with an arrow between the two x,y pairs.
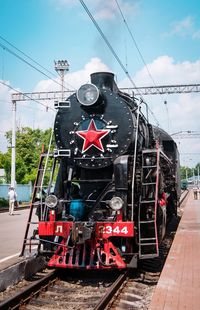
0,80 -> 55,112
79,0 -> 136,88
114,0 -> 168,124
0,42 -> 67,91
0,98 -> 45,112
0,35 -> 57,79
114,0 -> 158,88
79,0 -> 159,126
0,38 -> 75,91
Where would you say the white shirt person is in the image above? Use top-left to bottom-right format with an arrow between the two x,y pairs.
8,187 -> 17,215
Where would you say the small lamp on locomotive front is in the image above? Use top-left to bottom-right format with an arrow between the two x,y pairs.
45,194 -> 58,209
109,196 -> 124,211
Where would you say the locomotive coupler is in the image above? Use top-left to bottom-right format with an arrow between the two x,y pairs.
71,222 -> 93,244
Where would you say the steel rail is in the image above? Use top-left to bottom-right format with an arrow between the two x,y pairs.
94,270 -> 129,310
0,270 -> 57,310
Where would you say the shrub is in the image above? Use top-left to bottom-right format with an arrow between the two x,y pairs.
0,198 -> 9,208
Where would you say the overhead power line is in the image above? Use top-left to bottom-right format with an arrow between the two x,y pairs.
0,41 -> 65,91
78,0 -> 159,126
79,1 -> 135,86
114,0 -> 158,89
0,80 -> 55,112
114,0 -> 169,126
0,35 -> 56,78
0,36 -> 75,91
0,97 -> 44,112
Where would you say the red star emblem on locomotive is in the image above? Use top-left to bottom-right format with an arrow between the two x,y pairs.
76,119 -> 110,153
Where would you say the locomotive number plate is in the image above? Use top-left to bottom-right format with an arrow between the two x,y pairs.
96,222 -> 134,237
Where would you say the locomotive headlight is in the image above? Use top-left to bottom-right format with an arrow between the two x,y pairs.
145,157 -> 151,166
109,197 -> 123,211
45,194 -> 58,209
77,83 -> 99,106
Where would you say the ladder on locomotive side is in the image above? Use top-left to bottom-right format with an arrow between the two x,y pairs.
20,153 -> 45,256
20,128 -> 58,256
20,152 -> 56,256
138,144 -> 160,259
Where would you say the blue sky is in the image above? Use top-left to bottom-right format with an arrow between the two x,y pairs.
0,0 -> 200,168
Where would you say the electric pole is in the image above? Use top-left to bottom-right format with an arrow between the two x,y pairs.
10,60 -> 69,192
11,100 -> 16,189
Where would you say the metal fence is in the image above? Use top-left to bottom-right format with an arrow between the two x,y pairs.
0,183 -> 32,202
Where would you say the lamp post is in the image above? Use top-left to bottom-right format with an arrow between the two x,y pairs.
54,60 -> 69,101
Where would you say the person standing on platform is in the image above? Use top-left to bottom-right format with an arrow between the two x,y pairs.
193,186 -> 198,200
8,187 -> 17,215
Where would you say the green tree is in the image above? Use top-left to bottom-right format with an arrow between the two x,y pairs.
180,166 -> 192,180
1,127 -> 54,184
180,163 -> 200,180
0,151 -> 11,183
195,163 -> 200,175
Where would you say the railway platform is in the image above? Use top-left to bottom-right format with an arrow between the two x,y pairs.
149,190 -> 200,310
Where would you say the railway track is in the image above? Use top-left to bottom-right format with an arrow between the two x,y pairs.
0,213 -> 180,310
0,268 -> 157,310
0,269 -> 121,310
0,190 -> 188,310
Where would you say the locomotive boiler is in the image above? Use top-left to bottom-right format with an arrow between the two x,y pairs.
29,72 -> 180,269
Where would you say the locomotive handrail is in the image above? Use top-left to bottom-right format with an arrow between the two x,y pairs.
40,128 -> 54,221
131,99 -> 142,221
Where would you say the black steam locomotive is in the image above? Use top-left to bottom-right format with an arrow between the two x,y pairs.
31,72 -> 180,269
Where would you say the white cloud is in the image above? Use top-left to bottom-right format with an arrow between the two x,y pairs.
171,16 -> 194,35
32,57 -> 111,132
92,0 -> 139,21
130,56 -> 200,167
33,55 -> 200,167
51,0 -> 77,8
0,81 -> 13,128
0,80 -> 55,152
1,56 -> 199,167
120,55 -> 200,86
0,81 -> 13,104
193,29 -> 200,39
163,16 -> 194,38
0,81 -> 13,152
0,58 -> 111,147
164,15 -> 200,40
34,57 -> 112,92
52,0 -> 140,20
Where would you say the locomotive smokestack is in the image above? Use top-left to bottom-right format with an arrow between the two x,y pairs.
90,72 -> 118,92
